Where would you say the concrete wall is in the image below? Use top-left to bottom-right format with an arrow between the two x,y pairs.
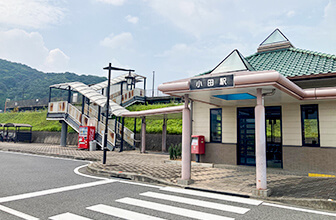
135,133 -> 182,151
32,131 -> 181,151
32,131 -> 78,145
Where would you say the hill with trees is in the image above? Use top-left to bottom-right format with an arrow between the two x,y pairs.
0,59 -> 106,110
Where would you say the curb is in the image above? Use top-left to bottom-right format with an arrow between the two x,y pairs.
0,148 -> 100,162
87,162 -> 336,212
258,197 -> 336,211
164,160 -> 214,168
86,163 -> 177,187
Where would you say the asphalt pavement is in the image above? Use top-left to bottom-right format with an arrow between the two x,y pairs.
0,151 -> 336,219
1,142 -> 336,212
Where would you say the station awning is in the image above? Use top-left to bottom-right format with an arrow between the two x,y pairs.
121,105 -> 183,119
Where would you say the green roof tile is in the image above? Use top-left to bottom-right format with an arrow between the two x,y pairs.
245,47 -> 336,77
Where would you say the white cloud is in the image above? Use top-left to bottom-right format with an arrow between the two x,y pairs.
125,15 -> 139,24
100,32 -> 133,50
146,0 -> 223,37
286,10 -> 295,18
95,0 -> 126,6
43,49 -> 70,72
0,0 -> 65,29
0,29 -> 70,72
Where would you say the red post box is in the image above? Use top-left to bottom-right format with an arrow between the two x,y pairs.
78,126 -> 95,149
191,135 -> 205,154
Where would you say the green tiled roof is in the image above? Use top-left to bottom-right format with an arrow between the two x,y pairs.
246,48 -> 336,77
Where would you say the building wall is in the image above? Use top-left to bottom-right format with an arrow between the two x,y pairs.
192,143 -> 237,165
282,103 -> 301,146
222,106 -> 237,143
319,101 -> 336,148
192,101 -> 211,141
192,102 -> 237,165
283,146 -> 336,173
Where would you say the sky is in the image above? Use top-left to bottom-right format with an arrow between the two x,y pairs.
0,0 -> 335,90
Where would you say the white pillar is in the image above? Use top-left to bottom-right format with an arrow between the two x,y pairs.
162,117 -> 167,152
181,94 -> 191,181
141,117 -> 146,153
255,88 -> 267,190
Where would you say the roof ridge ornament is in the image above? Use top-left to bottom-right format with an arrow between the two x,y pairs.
257,28 -> 294,53
210,49 -> 255,74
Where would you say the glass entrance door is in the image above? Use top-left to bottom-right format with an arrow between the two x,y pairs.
237,108 -> 255,166
266,106 -> 282,168
237,106 -> 282,168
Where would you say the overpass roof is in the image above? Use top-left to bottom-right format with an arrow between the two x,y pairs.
50,82 -> 129,116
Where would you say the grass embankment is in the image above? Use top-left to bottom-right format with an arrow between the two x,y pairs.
0,110 -> 65,132
0,103 -> 183,134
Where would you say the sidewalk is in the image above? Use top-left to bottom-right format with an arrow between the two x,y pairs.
0,142 -> 336,211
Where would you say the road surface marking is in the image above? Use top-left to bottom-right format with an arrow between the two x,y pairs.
263,202 -> 336,217
118,180 -> 162,188
74,164 -> 109,180
0,179 -> 116,203
117,197 -> 234,220
160,186 -> 262,206
49,212 -> 92,220
140,191 -> 250,214
0,204 -> 39,220
87,204 -> 166,220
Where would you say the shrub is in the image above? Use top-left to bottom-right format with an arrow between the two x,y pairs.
168,143 -> 182,160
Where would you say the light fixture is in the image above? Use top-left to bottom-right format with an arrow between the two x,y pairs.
125,70 -> 135,90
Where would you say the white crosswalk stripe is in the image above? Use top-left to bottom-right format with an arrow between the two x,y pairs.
160,186 -> 262,205
49,212 -> 92,220
87,204 -> 166,220
47,188 -> 258,220
116,197 -> 235,220
140,191 -> 250,214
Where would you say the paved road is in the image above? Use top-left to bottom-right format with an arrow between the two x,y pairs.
0,151 -> 336,220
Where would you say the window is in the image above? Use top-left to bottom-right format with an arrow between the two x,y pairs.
210,108 -> 222,142
301,104 -> 320,147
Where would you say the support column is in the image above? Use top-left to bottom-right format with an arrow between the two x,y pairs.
253,88 -> 270,197
162,117 -> 167,152
67,86 -> 71,103
179,94 -> 192,185
133,118 -> 137,149
49,87 -> 52,102
141,117 -> 146,153
60,121 -> 68,147
120,117 -> 124,152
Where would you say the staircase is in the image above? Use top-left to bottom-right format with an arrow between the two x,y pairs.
47,101 -> 135,151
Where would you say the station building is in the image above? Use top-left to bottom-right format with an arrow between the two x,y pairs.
158,29 -> 336,177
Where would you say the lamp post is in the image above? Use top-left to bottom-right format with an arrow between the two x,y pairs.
102,63 -> 135,164
125,70 -> 135,90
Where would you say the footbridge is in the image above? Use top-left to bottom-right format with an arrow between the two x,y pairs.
46,73 -> 146,151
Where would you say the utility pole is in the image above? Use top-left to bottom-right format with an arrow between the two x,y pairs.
152,71 -> 155,97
